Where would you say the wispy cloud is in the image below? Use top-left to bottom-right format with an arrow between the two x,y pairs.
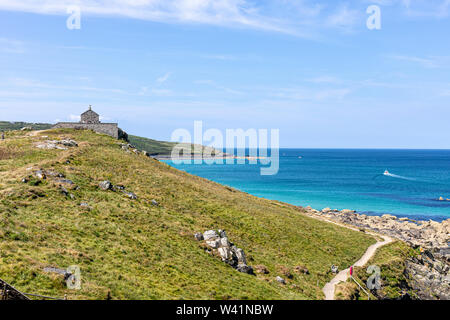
307,75 -> 342,84
157,72 -> 171,83
369,0 -> 450,18
6,77 -> 129,94
0,0 -> 448,39
325,4 -> 361,31
195,79 -> 243,95
0,38 -> 25,53
0,0 -> 391,38
69,114 -> 81,121
387,54 -> 450,68
271,86 -> 352,102
0,0 -> 299,35
200,54 -> 238,61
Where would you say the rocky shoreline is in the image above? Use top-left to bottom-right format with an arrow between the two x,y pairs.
302,206 -> 449,300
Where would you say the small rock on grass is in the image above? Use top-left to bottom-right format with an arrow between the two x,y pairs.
294,265 -> 310,275
99,180 -> 112,191
123,191 -> 137,200
33,170 -> 46,180
55,179 -> 74,185
194,233 -> 204,241
276,276 -> 286,284
236,264 -> 254,275
254,265 -> 270,274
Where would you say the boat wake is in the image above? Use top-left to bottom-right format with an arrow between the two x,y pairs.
383,170 -> 416,181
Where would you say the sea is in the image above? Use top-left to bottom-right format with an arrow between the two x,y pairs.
164,149 -> 450,222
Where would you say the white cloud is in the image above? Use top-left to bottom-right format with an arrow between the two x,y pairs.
0,0 -> 393,38
271,86 -> 352,101
325,4 -> 361,31
0,0 -> 447,39
388,54 -> 450,68
0,0 -> 298,35
200,54 -> 237,61
5,77 -> 129,94
138,85 -> 173,96
195,79 -> 243,95
307,75 -> 341,84
0,38 -> 25,53
156,72 -> 171,83
367,0 -> 450,18
441,87 -> 450,96
150,88 -> 173,96
69,114 -> 81,121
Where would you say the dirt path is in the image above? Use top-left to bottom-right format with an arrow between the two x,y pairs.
322,233 -> 393,300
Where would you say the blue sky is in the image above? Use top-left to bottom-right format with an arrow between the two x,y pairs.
0,0 -> 449,148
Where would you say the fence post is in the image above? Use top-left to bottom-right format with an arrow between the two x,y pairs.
350,276 -> 371,300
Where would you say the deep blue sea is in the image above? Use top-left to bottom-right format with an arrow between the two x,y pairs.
164,149 -> 450,222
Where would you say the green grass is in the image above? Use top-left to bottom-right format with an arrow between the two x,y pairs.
0,128 -> 377,300
0,121 -> 52,131
1,122 -> 210,156
128,134 -> 220,156
127,135 -> 178,155
335,241 -> 418,300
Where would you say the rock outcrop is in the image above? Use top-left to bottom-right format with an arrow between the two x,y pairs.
309,208 -> 449,250
35,139 -> 78,150
195,230 -> 254,275
98,180 -> 137,200
405,247 -> 450,300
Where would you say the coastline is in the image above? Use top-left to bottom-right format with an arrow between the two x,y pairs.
159,155 -> 449,299
152,154 -> 267,160
301,206 -> 449,300
302,206 -> 449,250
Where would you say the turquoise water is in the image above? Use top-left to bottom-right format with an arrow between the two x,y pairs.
164,149 -> 450,221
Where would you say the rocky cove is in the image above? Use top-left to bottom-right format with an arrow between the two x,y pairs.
303,206 -> 449,299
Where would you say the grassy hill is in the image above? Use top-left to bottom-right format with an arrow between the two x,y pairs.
127,135 -> 178,155
0,121 -> 52,131
1,122 -> 210,156
0,128 -> 377,300
128,134 -> 223,156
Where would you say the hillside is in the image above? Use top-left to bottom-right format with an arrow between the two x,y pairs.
128,135 -> 224,157
0,128 -> 377,300
0,121 -> 52,131
0,122 -> 213,156
127,135 -> 178,155
335,241 -> 418,300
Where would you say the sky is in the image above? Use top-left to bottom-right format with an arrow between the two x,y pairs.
0,0 -> 449,148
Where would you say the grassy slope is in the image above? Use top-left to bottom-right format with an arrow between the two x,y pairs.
335,241 -> 418,300
127,135 -> 177,155
128,134 -> 220,156
1,123 -> 179,156
0,121 -> 52,131
0,129 -> 376,300
1,122 -> 208,156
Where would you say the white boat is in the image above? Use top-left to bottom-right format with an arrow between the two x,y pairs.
384,170 -> 390,175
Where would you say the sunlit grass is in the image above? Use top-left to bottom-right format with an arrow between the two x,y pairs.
0,129 -> 376,300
